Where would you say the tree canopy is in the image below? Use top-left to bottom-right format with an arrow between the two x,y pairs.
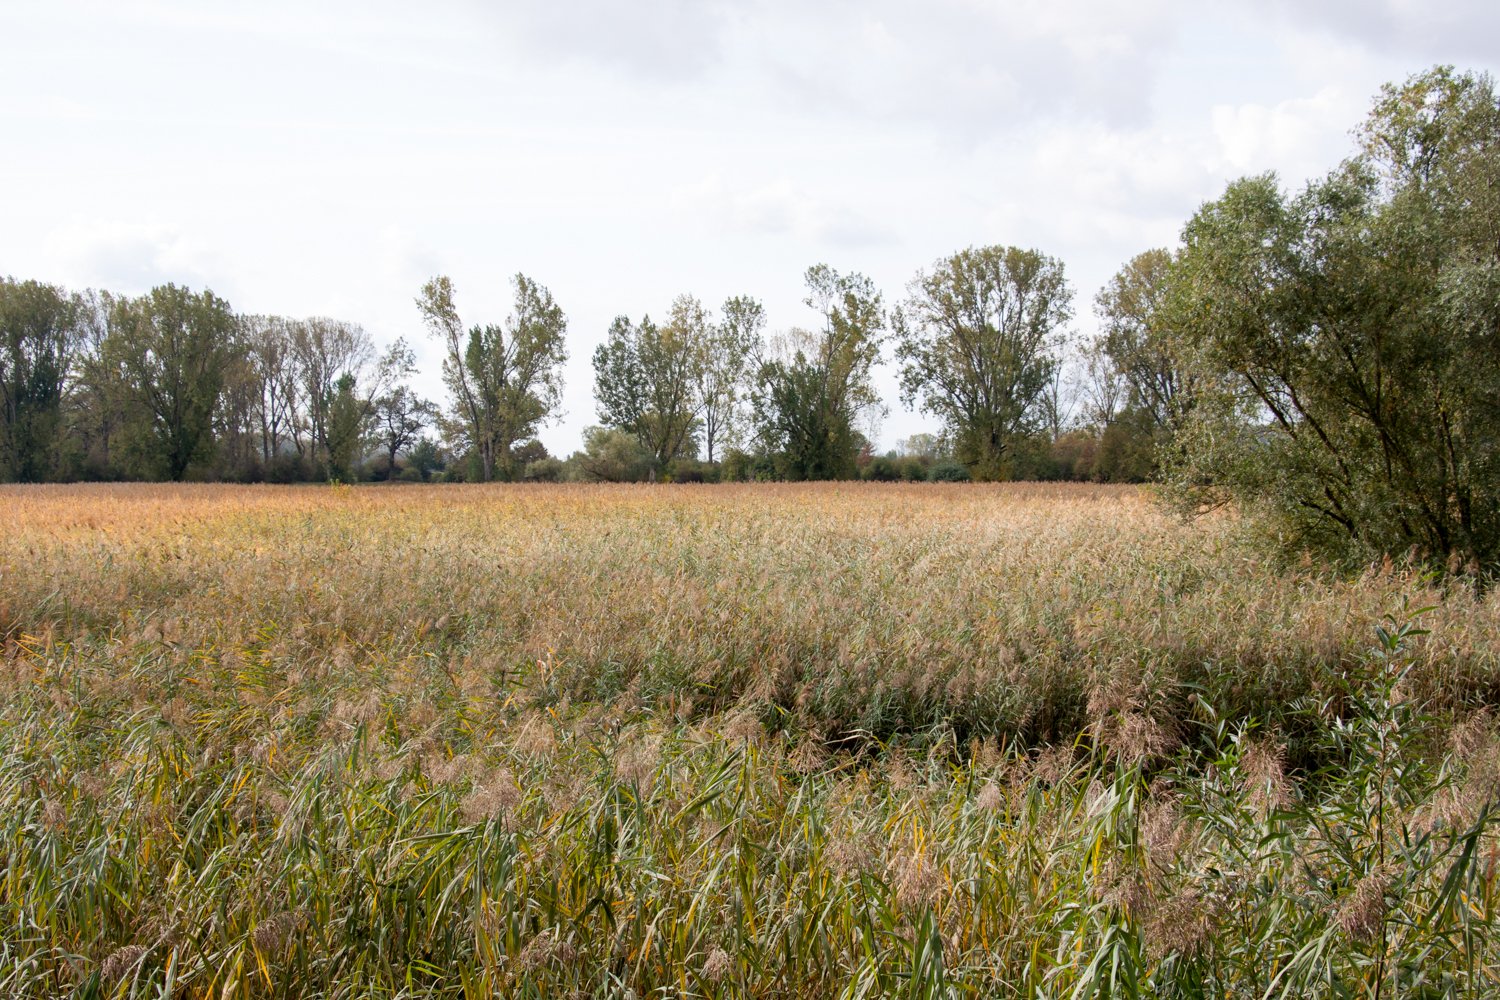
1162,67 -> 1500,569
895,246 -> 1071,481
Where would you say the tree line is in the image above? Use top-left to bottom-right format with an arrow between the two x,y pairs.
5,66 -> 1499,568
0,243 -> 1156,489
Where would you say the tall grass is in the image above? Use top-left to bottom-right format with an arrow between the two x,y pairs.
4,482 -> 1500,996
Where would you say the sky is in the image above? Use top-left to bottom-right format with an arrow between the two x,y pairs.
3,0 -> 1498,457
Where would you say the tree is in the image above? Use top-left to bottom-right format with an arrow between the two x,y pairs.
66,291 -> 128,479
895,246 -> 1072,481
572,425 -> 657,482
109,284 -> 237,480
417,274 -> 568,482
290,317 -> 376,473
593,296 -> 701,467
1162,67 -> 1500,569
753,265 -> 885,480
241,315 -> 300,466
372,384 -> 438,476
324,373 -> 365,481
697,296 -> 763,463
405,437 -> 445,481
0,278 -> 79,482
1094,248 -> 1193,439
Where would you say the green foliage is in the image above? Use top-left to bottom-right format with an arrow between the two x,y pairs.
896,246 -> 1072,481
753,266 -> 884,481
404,437 -> 445,481
718,448 -> 764,482
898,457 -> 928,482
926,460 -> 970,482
863,455 -> 900,481
698,295 -> 763,463
372,384 -> 438,479
1163,68 -> 1500,570
324,373 -> 363,482
418,275 -> 568,482
0,278 -> 79,482
109,284 -> 237,481
593,303 -> 701,467
522,456 -> 565,482
572,426 -> 657,482
1094,249 -> 1193,450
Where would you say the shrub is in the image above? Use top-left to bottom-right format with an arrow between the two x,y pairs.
523,457 -> 565,483
862,456 -> 900,482
928,460 -> 971,482
265,453 -> 310,484
574,427 -> 656,483
720,450 -> 755,482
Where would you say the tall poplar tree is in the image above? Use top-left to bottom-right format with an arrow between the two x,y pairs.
417,274 -> 568,481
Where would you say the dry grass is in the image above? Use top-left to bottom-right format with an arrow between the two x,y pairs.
4,481 -> 1497,747
3,482 -> 1500,997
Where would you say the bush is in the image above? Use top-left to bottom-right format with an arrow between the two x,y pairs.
862,456 -> 900,482
721,450 -> 778,482
574,427 -> 656,483
523,457 -> 565,483
404,438 -> 445,482
928,460 -> 971,482
720,450 -> 755,482
265,453 -> 310,484
898,457 -> 927,482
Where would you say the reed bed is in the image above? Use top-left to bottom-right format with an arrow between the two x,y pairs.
3,482 -> 1500,997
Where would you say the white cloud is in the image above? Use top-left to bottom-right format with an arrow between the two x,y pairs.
485,0 -> 1187,137
475,0 -> 734,81
377,226 -> 443,287
1210,86 -> 1361,178
43,218 -> 207,294
1252,0 -> 1500,63
672,173 -> 898,247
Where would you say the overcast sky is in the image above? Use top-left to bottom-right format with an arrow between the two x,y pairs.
3,0 -> 1497,456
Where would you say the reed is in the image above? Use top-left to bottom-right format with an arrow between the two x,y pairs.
3,482 -> 1498,997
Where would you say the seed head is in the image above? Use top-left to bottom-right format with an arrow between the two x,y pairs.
462,768 -> 524,824
1146,888 -> 1212,958
41,799 -> 68,832
513,929 -> 579,970
613,738 -> 660,786
1239,739 -> 1291,813
891,851 -> 945,908
102,945 -> 147,981
702,947 -> 732,982
827,832 -> 880,877
252,911 -> 296,955
1338,867 -> 1393,942
975,782 -> 1003,812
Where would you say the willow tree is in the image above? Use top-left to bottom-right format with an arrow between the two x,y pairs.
1164,67 -> 1500,569
895,246 -> 1071,480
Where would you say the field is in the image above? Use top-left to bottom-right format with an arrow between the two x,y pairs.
5,482 -> 1500,998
